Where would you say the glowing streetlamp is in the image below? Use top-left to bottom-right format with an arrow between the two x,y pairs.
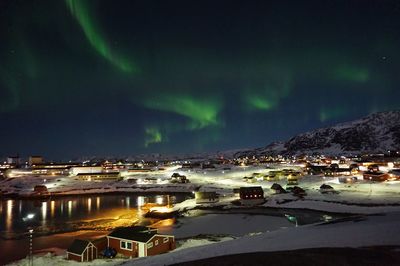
284,214 -> 298,227
23,213 -> 35,266
29,229 -> 34,266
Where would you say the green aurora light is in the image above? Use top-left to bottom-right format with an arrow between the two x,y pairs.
334,65 -> 369,83
144,127 -> 163,147
247,96 -> 273,110
143,94 -> 222,130
65,0 -> 138,73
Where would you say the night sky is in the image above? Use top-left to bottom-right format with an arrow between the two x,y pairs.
1,0 -> 400,159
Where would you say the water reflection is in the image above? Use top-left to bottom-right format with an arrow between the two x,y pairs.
67,201 -> 72,218
6,200 -> 12,231
42,202 -> 47,224
156,196 -> 164,205
50,201 -> 55,218
96,197 -> 100,210
137,196 -> 145,207
0,194 -> 190,237
87,198 -> 91,213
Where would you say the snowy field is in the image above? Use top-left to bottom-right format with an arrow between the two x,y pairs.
164,212 -> 294,238
124,211 -> 400,266
4,163 -> 400,265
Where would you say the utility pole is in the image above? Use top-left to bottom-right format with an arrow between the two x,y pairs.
29,228 -> 33,266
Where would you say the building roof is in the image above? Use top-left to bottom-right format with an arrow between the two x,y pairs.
364,171 -> 387,176
108,226 -> 158,243
67,239 -> 91,255
76,172 -> 119,176
239,186 -> 263,193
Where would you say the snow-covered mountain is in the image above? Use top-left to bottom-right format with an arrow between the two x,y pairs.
236,111 -> 400,156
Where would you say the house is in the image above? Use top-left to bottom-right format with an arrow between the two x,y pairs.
363,171 -> 389,182
306,165 -> 328,175
6,156 -> 20,166
287,174 -> 299,186
70,166 -> 103,176
107,226 -> 175,258
76,172 -> 121,181
270,183 -> 286,194
29,156 -> 43,166
239,186 -> 264,205
92,237 -> 108,255
195,191 -> 219,204
170,174 -> 190,183
67,239 -> 98,262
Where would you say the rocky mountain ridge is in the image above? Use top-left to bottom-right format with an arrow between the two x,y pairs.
235,111 -> 400,157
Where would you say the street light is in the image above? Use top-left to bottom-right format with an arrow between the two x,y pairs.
284,214 -> 298,227
23,213 -> 35,221
29,229 -> 34,266
23,213 -> 35,266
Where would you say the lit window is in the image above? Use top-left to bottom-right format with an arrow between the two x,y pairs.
163,237 -> 169,243
121,241 -> 132,250
147,242 -> 153,249
155,240 -> 159,246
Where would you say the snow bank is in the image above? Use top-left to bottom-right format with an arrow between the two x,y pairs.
8,253 -> 128,266
124,211 -> 400,266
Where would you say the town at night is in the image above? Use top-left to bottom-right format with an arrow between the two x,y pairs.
1,1 -> 400,265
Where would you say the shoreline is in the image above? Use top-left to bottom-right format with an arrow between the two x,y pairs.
0,190 -> 194,200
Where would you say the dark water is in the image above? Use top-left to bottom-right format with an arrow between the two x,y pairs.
0,193 -> 190,265
0,193 -> 190,238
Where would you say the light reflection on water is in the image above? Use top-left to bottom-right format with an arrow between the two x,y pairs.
41,202 -> 47,226
87,198 -> 91,213
67,200 -> 72,218
0,194 -> 189,238
96,196 -> 100,210
50,200 -> 55,219
6,200 -> 12,231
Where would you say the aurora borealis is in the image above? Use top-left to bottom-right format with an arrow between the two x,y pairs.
1,0 -> 400,158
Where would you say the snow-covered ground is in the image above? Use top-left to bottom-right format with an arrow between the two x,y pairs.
4,163 -> 400,265
124,211 -> 400,266
8,253 -> 128,266
165,212 -> 293,238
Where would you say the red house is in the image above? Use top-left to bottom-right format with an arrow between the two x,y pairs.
107,226 -> 175,258
239,186 -> 265,205
363,171 -> 389,182
66,239 -> 98,262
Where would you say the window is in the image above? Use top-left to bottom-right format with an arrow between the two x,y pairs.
121,241 -> 133,250
163,237 -> 169,243
147,242 -> 153,249
155,240 -> 159,246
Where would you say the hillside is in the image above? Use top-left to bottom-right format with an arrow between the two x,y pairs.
236,111 -> 400,156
